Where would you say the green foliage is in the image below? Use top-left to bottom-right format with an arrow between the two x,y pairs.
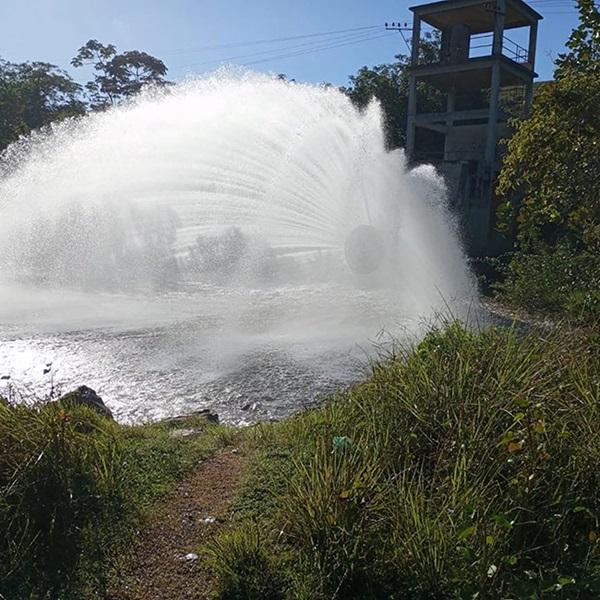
493,247 -> 600,323
281,440 -> 385,597
0,40 -> 171,151
341,33 -> 444,150
0,59 -> 85,151
496,73 -> 600,252
71,39 -> 171,109
497,0 -> 600,253
0,402 -> 231,599
555,0 -> 600,78
221,324 -> 600,598
495,0 -> 600,322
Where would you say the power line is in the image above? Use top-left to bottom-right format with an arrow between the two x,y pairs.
526,0 -> 583,6
167,25 -> 381,56
526,0 -> 579,4
526,1 -> 579,6
173,32 -> 394,73
240,33 -> 396,67
528,4 -> 578,8
178,29 -> 387,69
384,22 -> 414,53
165,3 -> 584,77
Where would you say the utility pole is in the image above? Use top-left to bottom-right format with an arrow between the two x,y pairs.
384,21 -> 415,155
384,21 -> 413,54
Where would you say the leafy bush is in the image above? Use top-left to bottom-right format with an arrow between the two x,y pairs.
493,246 -> 600,323
493,1 -> 600,326
496,1 -> 600,254
224,323 -> 600,598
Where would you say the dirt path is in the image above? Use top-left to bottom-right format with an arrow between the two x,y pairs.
108,447 -> 247,600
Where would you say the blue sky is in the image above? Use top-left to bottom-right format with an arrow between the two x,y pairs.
0,0 -> 581,86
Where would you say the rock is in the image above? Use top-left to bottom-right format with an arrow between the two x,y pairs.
193,408 -> 219,424
57,386 -> 113,419
163,408 -> 219,426
182,552 -> 198,562
169,428 -> 200,438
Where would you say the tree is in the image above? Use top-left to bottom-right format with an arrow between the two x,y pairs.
0,60 -> 85,151
496,0 -> 600,252
71,40 -> 171,108
341,33 -> 444,150
554,0 -> 599,78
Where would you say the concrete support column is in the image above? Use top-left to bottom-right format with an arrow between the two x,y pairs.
406,15 -> 421,160
527,20 -> 538,67
444,87 -> 456,159
485,61 -> 501,165
485,0 -> 505,166
524,21 -> 538,114
446,87 -> 456,124
411,15 -> 421,64
407,76 -> 417,159
491,0 -> 506,56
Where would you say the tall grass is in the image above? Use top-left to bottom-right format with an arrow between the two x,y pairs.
0,400 -> 233,599
0,402 -> 125,597
215,323 -> 600,598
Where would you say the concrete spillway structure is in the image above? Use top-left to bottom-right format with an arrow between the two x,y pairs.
406,0 -> 542,256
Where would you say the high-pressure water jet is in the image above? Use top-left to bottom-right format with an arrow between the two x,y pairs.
0,70 -> 476,423
344,225 -> 386,274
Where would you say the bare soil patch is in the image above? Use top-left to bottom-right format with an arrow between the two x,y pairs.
108,447 -> 247,600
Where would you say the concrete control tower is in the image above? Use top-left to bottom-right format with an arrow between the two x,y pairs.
406,0 -> 542,255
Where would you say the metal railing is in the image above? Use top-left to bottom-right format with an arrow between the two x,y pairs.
469,32 -> 530,64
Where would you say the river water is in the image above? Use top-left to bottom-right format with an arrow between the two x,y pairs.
0,282 -> 427,424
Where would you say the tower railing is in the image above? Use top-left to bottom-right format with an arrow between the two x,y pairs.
468,32 -> 530,63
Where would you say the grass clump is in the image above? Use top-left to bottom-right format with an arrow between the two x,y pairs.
0,401 -> 233,599
216,322 -> 600,598
206,523 -> 285,600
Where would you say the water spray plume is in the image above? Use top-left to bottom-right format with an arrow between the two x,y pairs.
0,69 -> 477,422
